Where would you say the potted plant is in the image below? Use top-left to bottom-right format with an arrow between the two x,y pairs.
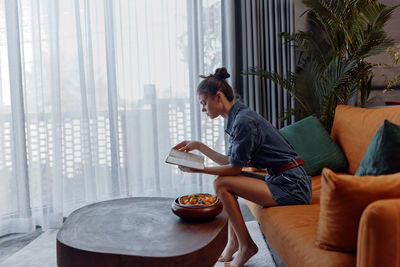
245,0 -> 398,132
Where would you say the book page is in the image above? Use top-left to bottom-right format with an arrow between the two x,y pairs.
165,149 -> 205,169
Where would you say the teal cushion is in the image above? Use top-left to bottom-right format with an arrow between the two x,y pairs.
280,115 -> 348,176
355,120 -> 400,176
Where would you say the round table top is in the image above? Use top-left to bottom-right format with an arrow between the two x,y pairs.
57,197 -> 228,258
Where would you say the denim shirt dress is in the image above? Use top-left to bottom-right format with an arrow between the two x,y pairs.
225,101 -> 312,205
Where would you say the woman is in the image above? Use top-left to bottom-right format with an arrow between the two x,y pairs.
173,67 -> 311,267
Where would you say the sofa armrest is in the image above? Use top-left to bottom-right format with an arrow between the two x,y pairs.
357,198 -> 400,267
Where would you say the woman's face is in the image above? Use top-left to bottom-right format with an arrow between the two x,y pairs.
198,93 -> 220,119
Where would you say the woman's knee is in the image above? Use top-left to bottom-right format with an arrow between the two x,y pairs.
213,175 -> 230,193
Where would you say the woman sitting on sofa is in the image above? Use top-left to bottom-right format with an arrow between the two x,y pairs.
173,67 -> 311,267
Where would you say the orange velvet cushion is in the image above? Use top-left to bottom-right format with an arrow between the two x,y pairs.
316,168 -> 400,252
330,105 -> 400,174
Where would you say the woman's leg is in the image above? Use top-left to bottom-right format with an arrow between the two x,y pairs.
214,175 -> 277,267
218,221 -> 238,262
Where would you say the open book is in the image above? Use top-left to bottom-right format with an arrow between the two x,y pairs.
165,149 -> 205,170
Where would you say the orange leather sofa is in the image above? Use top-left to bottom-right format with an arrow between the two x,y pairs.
245,105 -> 400,267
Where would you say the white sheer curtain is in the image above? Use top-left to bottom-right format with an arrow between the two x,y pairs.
0,0 -> 224,236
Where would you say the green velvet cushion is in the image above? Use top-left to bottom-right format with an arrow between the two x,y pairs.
280,115 -> 348,176
355,120 -> 400,176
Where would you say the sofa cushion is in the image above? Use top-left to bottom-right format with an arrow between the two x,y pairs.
356,120 -> 400,176
310,174 -> 347,205
280,115 -> 348,176
245,201 -> 356,267
330,105 -> 400,174
316,168 -> 400,252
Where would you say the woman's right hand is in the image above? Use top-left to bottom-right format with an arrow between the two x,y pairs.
173,140 -> 202,152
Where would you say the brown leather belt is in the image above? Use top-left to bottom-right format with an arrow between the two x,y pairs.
270,158 -> 305,174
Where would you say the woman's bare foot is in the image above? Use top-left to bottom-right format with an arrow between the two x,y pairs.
218,240 -> 239,262
226,243 -> 258,267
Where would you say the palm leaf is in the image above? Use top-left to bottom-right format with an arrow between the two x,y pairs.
280,31 -> 331,65
243,67 -> 311,113
362,2 -> 399,29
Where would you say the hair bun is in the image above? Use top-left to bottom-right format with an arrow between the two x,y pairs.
214,67 -> 230,80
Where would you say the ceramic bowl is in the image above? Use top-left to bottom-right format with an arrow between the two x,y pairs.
171,195 -> 223,221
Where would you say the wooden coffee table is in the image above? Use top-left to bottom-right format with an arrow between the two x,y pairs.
57,197 -> 228,267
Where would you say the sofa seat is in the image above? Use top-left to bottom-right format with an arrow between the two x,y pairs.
245,175 -> 355,267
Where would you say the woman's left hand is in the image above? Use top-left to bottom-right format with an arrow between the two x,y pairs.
173,140 -> 202,152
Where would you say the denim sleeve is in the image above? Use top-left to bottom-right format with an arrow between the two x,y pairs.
229,121 -> 260,167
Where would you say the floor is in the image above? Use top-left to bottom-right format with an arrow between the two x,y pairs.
0,228 -> 43,263
0,198 -> 256,265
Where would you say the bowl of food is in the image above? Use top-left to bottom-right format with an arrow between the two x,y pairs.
171,193 -> 223,221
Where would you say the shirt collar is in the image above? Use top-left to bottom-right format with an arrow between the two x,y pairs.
225,101 -> 243,136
